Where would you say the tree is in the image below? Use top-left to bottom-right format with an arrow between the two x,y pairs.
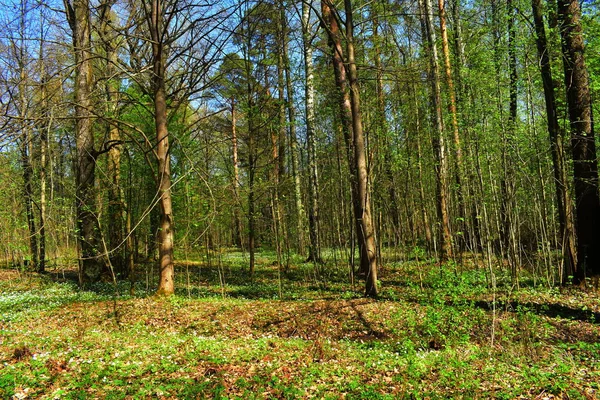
302,0 -> 322,263
419,0 -> 453,261
557,0 -> 600,282
65,0 -> 104,282
531,0 -> 577,280
322,0 -> 378,296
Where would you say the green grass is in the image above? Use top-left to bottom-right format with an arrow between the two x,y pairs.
1,252 -> 599,399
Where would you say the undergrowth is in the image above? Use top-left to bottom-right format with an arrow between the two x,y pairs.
0,251 -> 599,399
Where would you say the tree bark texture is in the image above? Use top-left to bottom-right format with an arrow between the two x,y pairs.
149,0 -> 175,295
65,0 -> 103,282
531,0 -> 577,279
421,0 -> 453,261
557,0 -> 600,281
302,0 -> 322,263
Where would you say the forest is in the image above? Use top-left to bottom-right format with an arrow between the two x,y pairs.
0,0 -> 599,398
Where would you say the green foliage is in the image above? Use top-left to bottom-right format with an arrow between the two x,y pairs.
1,251 -> 599,398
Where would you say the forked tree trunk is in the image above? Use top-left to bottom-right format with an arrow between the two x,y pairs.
557,0 -> 600,282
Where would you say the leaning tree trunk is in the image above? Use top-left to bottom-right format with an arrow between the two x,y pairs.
321,0 -> 368,280
323,0 -> 378,296
149,0 -> 175,295
344,0 -> 378,297
557,0 -> 600,282
65,0 -> 102,282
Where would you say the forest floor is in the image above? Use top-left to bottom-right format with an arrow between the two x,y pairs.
1,249 -> 599,399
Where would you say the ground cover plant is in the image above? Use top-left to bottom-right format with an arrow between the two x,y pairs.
1,250 -> 599,399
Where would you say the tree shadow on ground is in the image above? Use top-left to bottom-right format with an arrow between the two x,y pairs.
469,299 -> 600,325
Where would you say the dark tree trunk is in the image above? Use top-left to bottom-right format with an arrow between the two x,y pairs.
557,0 -> 600,282
531,0 -> 577,279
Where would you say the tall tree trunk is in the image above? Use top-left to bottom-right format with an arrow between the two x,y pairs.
38,27 -> 48,274
149,0 -> 175,295
531,0 -> 577,279
65,0 -> 102,282
15,9 -> 38,270
244,36 -> 256,278
302,0 -> 322,263
19,119 -> 38,271
100,0 -> 126,276
285,8 -> 305,255
501,0 -> 519,278
557,0 -> 600,282
438,0 -> 466,252
344,0 -> 378,296
420,0 -> 453,261
321,0 -> 368,279
372,11 -> 400,245
231,99 -> 243,248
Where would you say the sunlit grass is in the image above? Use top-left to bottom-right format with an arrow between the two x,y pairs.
1,250 -> 599,398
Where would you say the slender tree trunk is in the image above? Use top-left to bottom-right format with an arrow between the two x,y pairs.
302,0 -> 322,263
100,0 -> 125,276
344,0 -> 378,296
372,12 -> 400,245
231,99 -> 243,248
19,125 -> 38,271
413,83 -> 434,249
273,16 -> 285,260
557,0 -> 600,282
149,0 -> 175,296
502,0 -> 519,278
420,0 -> 453,261
15,15 -> 38,270
438,0 -> 466,252
244,38 -> 256,278
531,0 -> 577,279
284,9 -> 305,255
322,0 -> 368,279
65,0 -> 102,282
38,96 -> 47,274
